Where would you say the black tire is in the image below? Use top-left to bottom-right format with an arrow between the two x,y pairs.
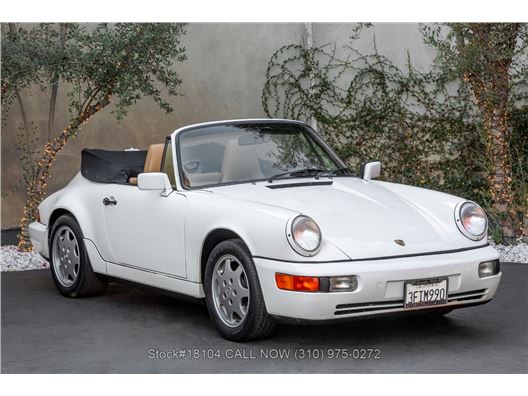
49,214 -> 107,297
204,239 -> 275,341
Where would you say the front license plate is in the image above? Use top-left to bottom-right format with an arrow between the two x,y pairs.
404,278 -> 448,309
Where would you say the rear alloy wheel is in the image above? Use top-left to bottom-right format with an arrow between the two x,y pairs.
204,239 -> 275,341
50,214 -> 107,297
52,225 -> 81,287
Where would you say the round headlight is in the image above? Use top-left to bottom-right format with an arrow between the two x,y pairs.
455,201 -> 488,240
287,215 -> 322,256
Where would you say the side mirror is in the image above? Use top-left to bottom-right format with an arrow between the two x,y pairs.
360,161 -> 381,181
138,172 -> 173,196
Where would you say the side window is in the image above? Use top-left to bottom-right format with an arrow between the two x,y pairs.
162,138 -> 176,187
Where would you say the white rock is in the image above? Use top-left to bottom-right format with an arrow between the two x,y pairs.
1,245 -> 49,272
489,238 -> 528,264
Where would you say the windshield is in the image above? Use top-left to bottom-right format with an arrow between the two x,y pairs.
177,122 -> 343,188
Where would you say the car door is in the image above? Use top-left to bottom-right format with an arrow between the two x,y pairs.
101,141 -> 187,279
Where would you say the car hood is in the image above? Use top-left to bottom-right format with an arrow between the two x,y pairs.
211,177 -> 470,260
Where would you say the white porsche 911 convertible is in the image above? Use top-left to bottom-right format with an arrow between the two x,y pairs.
29,119 -> 501,341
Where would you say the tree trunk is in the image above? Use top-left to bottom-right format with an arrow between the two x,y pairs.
483,109 -> 516,238
523,198 -> 528,241
18,95 -> 112,251
453,24 -> 520,241
15,91 -> 34,180
48,24 -> 68,142
48,82 -> 59,142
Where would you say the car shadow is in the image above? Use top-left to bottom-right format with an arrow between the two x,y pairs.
101,280 -> 491,347
273,314 -> 485,346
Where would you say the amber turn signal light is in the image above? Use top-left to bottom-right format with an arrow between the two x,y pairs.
275,273 -> 320,292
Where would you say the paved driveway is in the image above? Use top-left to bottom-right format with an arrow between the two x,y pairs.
1,263 -> 527,373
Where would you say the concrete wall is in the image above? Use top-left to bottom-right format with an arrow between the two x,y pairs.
1,23 -> 431,229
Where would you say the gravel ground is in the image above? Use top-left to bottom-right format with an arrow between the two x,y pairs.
489,238 -> 528,264
1,239 -> 527,271
1,245 -> 49,272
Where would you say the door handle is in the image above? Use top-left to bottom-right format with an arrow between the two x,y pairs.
103,196 -> 117,206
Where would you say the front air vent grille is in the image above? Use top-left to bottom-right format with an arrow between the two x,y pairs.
267,181 -> 333,189
335,300 -> 403,311
334,288 -> 488,316
447,289 -> 487,303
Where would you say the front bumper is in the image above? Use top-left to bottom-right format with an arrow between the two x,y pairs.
254,245 -> 501,321
28,221 -> 49,259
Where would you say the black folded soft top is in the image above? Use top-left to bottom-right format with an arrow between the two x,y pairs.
81,149 -> 147,184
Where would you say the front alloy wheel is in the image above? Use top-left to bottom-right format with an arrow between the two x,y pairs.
211,254 -> 250,327
204,239 -> 275,341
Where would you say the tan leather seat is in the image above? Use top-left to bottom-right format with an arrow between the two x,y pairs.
221,140 -> 264,183
143,144 -> 164,172
129,144 -> 164,185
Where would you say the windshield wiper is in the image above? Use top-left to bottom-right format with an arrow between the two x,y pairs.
267,168 -> 329,183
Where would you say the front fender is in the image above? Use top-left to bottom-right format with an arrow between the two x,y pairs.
184,191 -> 350,283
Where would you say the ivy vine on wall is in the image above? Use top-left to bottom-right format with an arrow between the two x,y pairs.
262,26 -> 527,241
